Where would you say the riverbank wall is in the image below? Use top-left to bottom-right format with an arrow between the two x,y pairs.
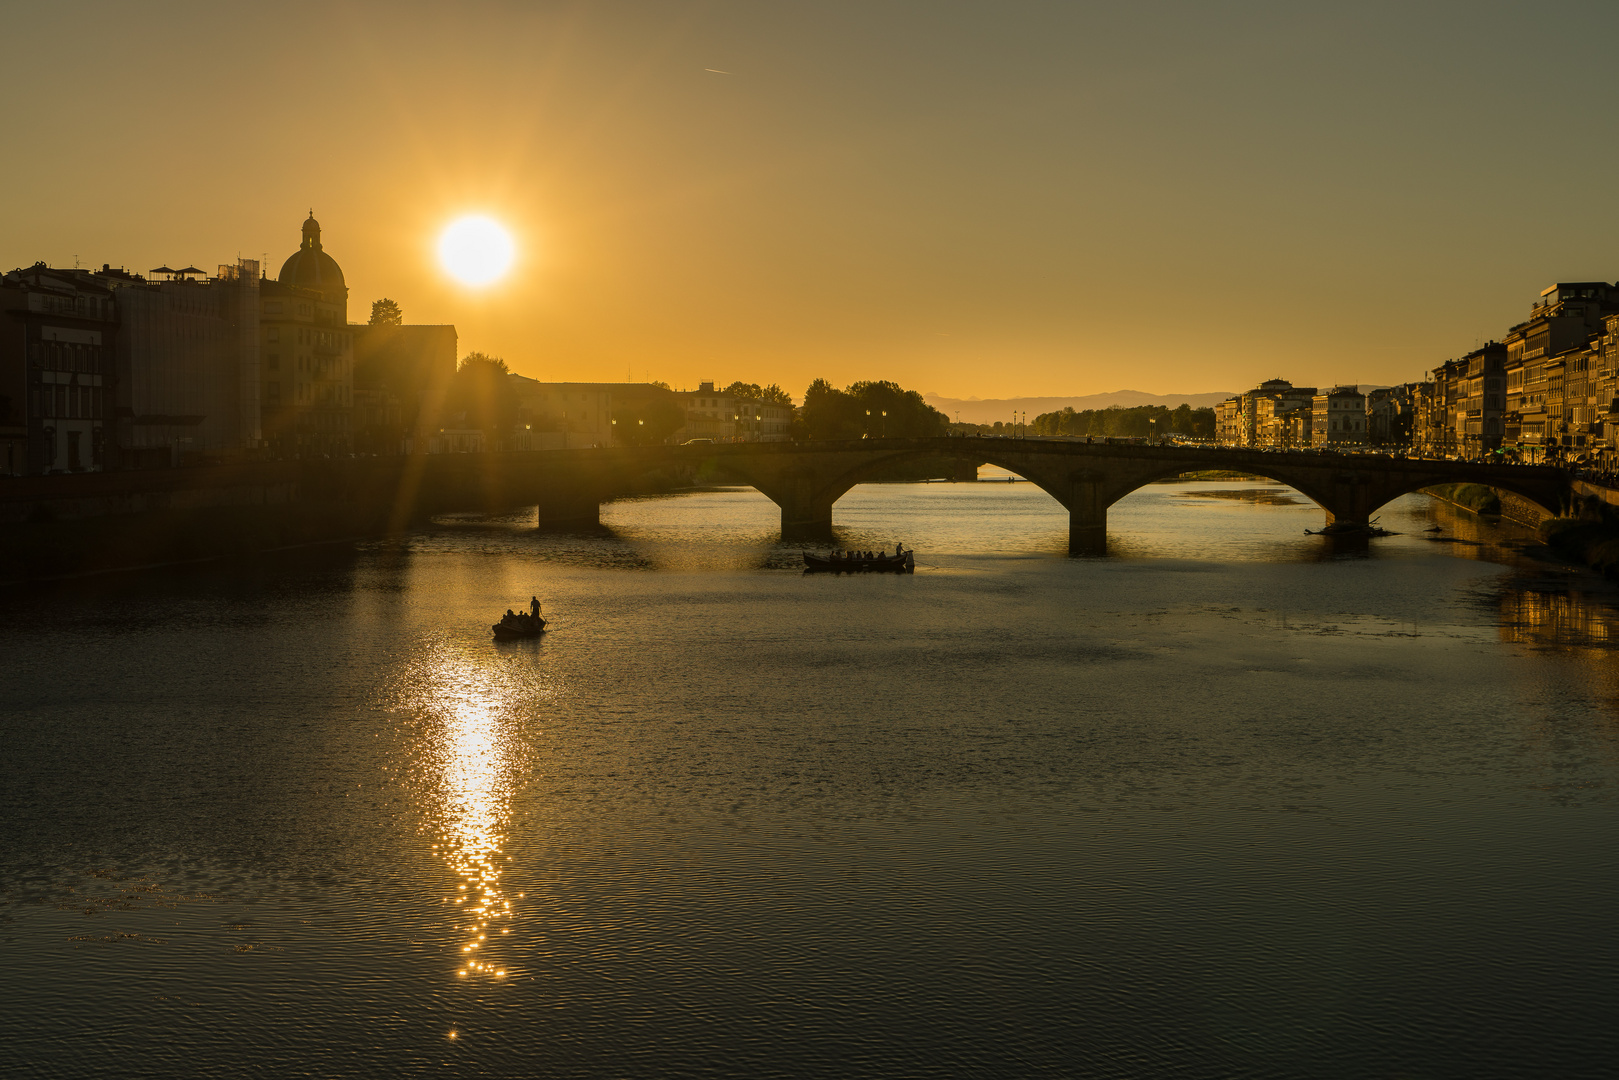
0,454 -> 691,582
1424,483 -> 1553,530
1533,480 -> 1619,578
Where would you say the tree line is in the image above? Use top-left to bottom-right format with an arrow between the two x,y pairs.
369,298 -> 1202,444
1029,404 -> 1215,439
795,379 -> 949,440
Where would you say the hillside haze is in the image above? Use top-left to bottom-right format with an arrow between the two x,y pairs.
927,390 -> 1236,425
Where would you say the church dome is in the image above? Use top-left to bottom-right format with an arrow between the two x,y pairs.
277,212 -> 346,292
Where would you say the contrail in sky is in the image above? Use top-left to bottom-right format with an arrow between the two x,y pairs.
704,68 -> 733,74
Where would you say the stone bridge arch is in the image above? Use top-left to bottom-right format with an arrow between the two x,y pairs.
527,439 -> 1570,555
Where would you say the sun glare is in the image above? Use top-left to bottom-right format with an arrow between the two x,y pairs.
438,215 -> 515,287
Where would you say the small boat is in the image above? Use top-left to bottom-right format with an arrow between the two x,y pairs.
803,549 -> 915,573
492,612 -> 547,640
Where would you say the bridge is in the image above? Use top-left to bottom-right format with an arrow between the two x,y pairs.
523,437 -> 1572,554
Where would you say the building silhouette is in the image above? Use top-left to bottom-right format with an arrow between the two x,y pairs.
262,213 -> 354,458
352,322 -> 457,454
0,265 -> 117,475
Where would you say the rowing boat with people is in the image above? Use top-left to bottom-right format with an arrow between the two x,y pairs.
803,547 -> 915,573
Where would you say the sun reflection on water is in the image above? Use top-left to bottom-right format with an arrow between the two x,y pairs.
402,640 -> 547,983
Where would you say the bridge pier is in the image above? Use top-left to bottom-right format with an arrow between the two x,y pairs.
1065,476 -> 1111,556
1321,507 -> 1368,529
779,500 -> 833,541
1318,475 -> 1378,530
1069,512 -> 1106,556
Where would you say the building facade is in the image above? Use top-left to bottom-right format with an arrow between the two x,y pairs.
1311,386 -> 1366,445
352,322 -> 457,454
92,260 -> 262,467
675,382 -> 792,442
507,377 -> 616,448
0,265 -> 118,475
1459,342 -> 1507,457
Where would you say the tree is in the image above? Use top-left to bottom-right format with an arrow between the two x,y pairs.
847,380 -> 947,438
759,384 -> 791,406
369,298 -> 403,326
446,352 -> 517,435
722,381 -> 764,401
799,379 -> 863,440
797,378 -> 945,440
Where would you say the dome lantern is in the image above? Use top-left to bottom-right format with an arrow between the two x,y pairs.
277,210 -> 345,293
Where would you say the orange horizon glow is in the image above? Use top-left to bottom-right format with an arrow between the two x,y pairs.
10,4 -> 1619,399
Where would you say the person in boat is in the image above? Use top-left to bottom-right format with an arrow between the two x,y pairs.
530,596 -> 541,619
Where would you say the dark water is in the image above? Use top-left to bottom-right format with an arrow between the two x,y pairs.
4,477 -> 1618,1078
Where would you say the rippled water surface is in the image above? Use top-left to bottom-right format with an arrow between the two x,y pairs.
4,477 -> 1619,1078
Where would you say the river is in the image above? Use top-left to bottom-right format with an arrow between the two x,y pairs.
2,475 -> 1617,1078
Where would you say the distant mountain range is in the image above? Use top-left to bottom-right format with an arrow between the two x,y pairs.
925,390 -> 1237,425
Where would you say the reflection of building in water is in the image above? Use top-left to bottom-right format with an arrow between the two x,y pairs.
1498,587 -> 1619,651
1495,584 -> 1619,765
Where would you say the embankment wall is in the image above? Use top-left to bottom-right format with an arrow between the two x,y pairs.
0,454 -> 669,581
1423,482 -> 1554,529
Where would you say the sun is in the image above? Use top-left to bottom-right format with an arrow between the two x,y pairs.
438,215 -> 516,287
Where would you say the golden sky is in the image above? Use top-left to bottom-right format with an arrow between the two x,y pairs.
10,1 -> 1619,400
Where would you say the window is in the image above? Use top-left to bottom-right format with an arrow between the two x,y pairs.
267,353 -> 280,371
267,382 -> 280,405
267,327 -> 280,343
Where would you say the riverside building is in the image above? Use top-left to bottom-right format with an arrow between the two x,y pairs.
1311,386 -> 1366,445
0,264 -> 118,475
351,322 -> 457,454
92,260 -> 262,467
262,214 -> 354,458
675,382 -> 792,442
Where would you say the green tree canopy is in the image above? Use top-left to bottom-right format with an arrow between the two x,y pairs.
369,298 -> 403,326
